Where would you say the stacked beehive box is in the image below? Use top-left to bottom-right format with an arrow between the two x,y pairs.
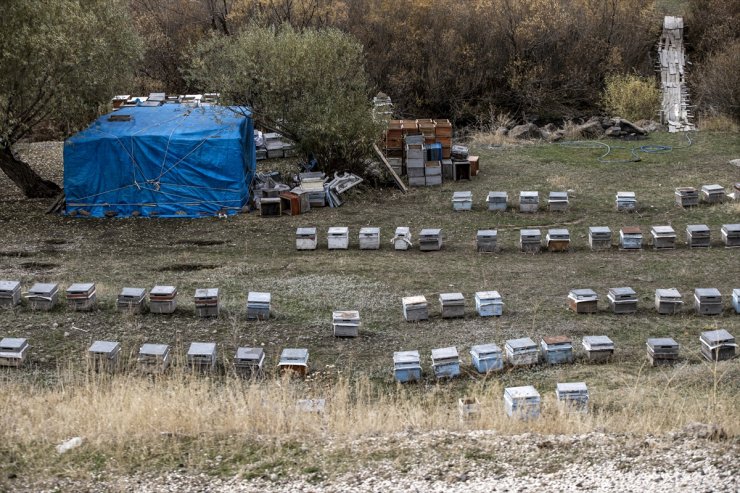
701,184 -> 725,203
393,350 -> 421,383
332,310 -> 360,337
234,347 -> 265,375
519,191 -> 539,212
247,292 -> 271,320
405,134 -> 425,187
384,120 -> 403,158
439,292 -> 465,318
149,285 -> 177,314
66,283 -> 96,311
588,226 -> 612,251
694,288 -> 722,315
88,340 -> 120,373
607,287 -> 638,314
359,227 -> 380,250
327,227 -> 349,249
548,191 -> 569,212
194,288 -> 219,318
187,342 -> 217,373
620,226 -> 643,250
646,337 -> 679,366
138,343 -> 171,374
299,177 -> 326,208
431,346 -> 460,379
393,226 -> 412,250
475,291 -> 503,316
487,191 -> 508,211
278,348 -> 309,377
655,288 -> 683,314
476,230 -> 498,252
504,386 -> 541,419
582,335 -> 614,362
651,225 -> 676,249
296,227 -> 317,250
722,224 -> 740,247
0,338 -> 28,368
568,289 -> 598,313
686,224 -> 710,248
675,187 -> 698,207
26,282 -> 59,311
424,143 -> 443,186
452,191 -> 472,211
0,281 -> 21,308
419,229 -> 443,251
616,191 -> 637,211
505,337 -> 539,366
469,343 -> 503,373
556,382 -> 589,413
402,295 -> 428,322
434,119 -> 453,159
540,336 -> 574,364
700,330 -> 736,362
117,287 -> 146,313
520,229 -> 541,253
546,229 -> 570,252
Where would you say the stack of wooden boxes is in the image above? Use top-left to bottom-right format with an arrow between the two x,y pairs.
475,291 -> 503,316
439,292 -> 465,318
332,310 -> 360,338
655,288 -> 683,314
405,134 -> 425,187
424,143 -> 443,186
187,342 -> 217,373
519,191 -> 539,212
504,386 -> 541,419
393,350 -> 421,383
476,230 -> 498,252
540,336 -> 574,364
581,335 -> 614,362
431,346 -> 460,379
66,283 -> 97,311
138,343 -> 171,374
700,329 -> 736,362
701,184 -> 725,203
247,292 -> 271,320
548,191 -> 569,212
486,191 -> 508,211
686,224 -> 710,248
556,382 -> 589,413
616,191 -> 637,211
588,226 -> 612,251
402,295 -> 428,322
694,288 -> 723,315
675,187 -> 699,207
505,337 -> 539,366
469,343 -> 503,373
26,283 -> 59,311
520,229 -> 541,253
651,225 -> 676,249
419,229 -> 443,251
194,288 -> 220,318
0,338 -> 28,368
117,287 -> 146,314
149,285 -> 177,314
0,281 -> 21,308
546,229 -> 570,252
620,226 -> 643,250
88,340 -> 121,373
568,289 -> 599,313
722,224 -> 740,247
646,337 -> 679,366
607,287 -> 638,314
234,347 -> 265,376
434,119 -> 453,159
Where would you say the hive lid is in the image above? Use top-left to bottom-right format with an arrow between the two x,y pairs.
187,342 -> 216,356
686,224 -> 709,233
439,292 -> 464,303
333,310 -> 360,320
556,382 -> 588,393
675,186 -> 697,194
621,226 -> 641,235
248,291 -> 271,303
0,280 -> 20,292
617,191 -> 636,198
548,228 -> 569,237
194,288 -> 219,298
487,191 -> 508,200
393,350 -> 420,363
402,295 -> 427,305
609,287 -> 637,297
296,227 -> 317,235
477,229 -> 498,237
89,340 -> 120,354
452,191 -> 472,199
651,225 -> 675,235
722,224 -> 740,233
139,343 -> 170,356
419,228 -> 441,236
506,337 -> 537,349
359,227 -> 380,235
542,335 -> 572,345
569,288 -> 598,299
280,348 -> 308,361
520,191 -> 538,198
582,335 -> 613,347
475,290 -> 501,300
235,347 -> 265,361
395,226 -> 410,235
328,226 -> 348,235
29,282 -> 59,294
0,337 -> 27,350
151,285 -> 177,296
589,226 -> 612,234
656,288 -> 681,298
120,287 -> 146,298
701,184 -> 724,192
470,343 -> 501,356
67,283 -> 95,294
520,229 -> 541,236
505,385 -> 540,399
647,337 -> 679,348
549,191 -> 568,200
431,346 -> 459,361
700,329 -> 734,344
694,288 -> 721,298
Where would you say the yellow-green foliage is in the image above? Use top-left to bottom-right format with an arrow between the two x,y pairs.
601,74 -> 661,121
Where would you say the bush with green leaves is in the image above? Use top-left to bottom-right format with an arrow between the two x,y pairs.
601,74 -> 661,122
187,25 -> 382,175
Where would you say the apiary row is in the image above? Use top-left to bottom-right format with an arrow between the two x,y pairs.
292,223 -> 740,251
568,287 -> 739,316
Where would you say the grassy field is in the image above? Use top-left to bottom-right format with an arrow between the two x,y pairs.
0,131 -> 738,480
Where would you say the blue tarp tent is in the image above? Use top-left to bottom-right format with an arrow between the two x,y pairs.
64,105 -> 255,218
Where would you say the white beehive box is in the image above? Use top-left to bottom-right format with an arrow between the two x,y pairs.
607,287 -> 638,314
616,191 -> 636,211
0,337 -> 29,367
278,348 -> 309,377
546,228 -> 570,252
694,288 -> 722,315
568,288 -> 599,313
149,285 -> 177,314
701,184 -> 725,204
452,191 -> 473,211
234,347 -> 265,375
686,224 -> 710,248
520,229 -> 541,253
487,191 -> 508,211
194,288 -> 219,318
419,229 -> 443,251
393,226 -> 412,250
359,227 -> 380,250
700,329 -> 736,362
650,225 -> 676,249
588,226 -> 612,251
734,288 -> 740,314
475,291 -> 503,317
675,187 -> 698,207
247,291 -> 271,320
431,346 -> 460,379
0,281 -> 21,308
296,227 -> 318,250
393,350 -> 421,383
476,229 -> 498,252
556,382 -> 589,413
470,343 -> 503,373
66,283 -> 97,311
505,337 -> 539,366
88,340 -> 121,373
548,191 -> 569,212
439,292 -> 465,318
655,288 -> 683,314
26,282 -> 59,311
619,226 -> 643,250
519,191 -> 539,212
333,310 -> 360,337
138,343 -> 171,374
327,227 -> 349,250
722,224 -> 740,247
582,335 -> 614,362
540,336 -> 573,364
117,287 -> 146,313
187,342 -> 217,372
647,337 -> 679,366
402,295 -> 428,322
458,397 -> 481,421
504,385 -> 540,419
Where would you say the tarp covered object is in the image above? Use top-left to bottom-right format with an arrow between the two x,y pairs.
64,105 -> 255,218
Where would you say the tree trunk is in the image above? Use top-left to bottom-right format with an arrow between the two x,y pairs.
0,146 -> 61,198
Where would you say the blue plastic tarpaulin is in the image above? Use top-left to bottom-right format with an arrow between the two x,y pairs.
63,105 -> 255,218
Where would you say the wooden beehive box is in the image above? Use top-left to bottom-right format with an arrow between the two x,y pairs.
476,229 -> 498,252
332,310 -> 360,338
694,288 -> 722,315
234,347 -> 265,376
701,184 -> 725,204
393,226 -> 412,250
327,227 -> 349,250
655,288 -> 683,314
359,227 -> 380,250
519,191 -> 539,212
88,340 -> 121,373
548,191 -> 569,212
452,191 -> 473,211
519,229 -> 541,253
439,292 -> 465,319
686,224 -> 710,248
588,226 -> 612,251
194,288 -> 220,318
540,336 -> 574,365
616,191 -> 636,211
475,291 -> 503,317
26,282 -> 59,311
505,337 -> 539,366
296,227 -> 317,250
149,285 -> 177,314
259,197 -> 282,217
431,346 -> 460,379
138,343 -> 171,374
458,397 -> 480,421
402,295 -> 428,322
675,187 -> 698,207
619,226 -> 643,250
546,228 -> 570,252
607,287 -> 638,314
187,342 -> 217,373
504,385 -> 540,419
487,191 -> 508,211
117,287 -> 146,314
66,283 -> 97,311
419,229 -> 442,251
581,335 -> 614,362
700,329 -> 736,362
470,343 -> 503,373
393,350 -> 421,383
646,337 -> 679,366
556,382 -> 589,413
0,281 -> 21,308
247,291 -> 271,320
650,225 -> 676,249
721,224 -> 740,247
0,337 -> 28,368
568,289 -> 598,313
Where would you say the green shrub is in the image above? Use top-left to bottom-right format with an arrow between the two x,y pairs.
601,74 -> 661,122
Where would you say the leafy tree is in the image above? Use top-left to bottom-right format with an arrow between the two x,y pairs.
0,0 -> 142,197
187,24 -> 382,174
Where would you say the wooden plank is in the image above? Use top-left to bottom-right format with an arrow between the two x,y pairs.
373,144 -> 407,193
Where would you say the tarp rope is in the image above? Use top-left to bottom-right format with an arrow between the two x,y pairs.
558,131 -> 695,163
